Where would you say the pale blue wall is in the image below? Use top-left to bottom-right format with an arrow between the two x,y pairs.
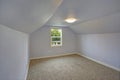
30,26 -> 77,58
0,25 -> 29,80
77,33 -> 120,70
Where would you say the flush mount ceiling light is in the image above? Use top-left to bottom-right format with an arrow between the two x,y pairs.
65,17 -> 77,23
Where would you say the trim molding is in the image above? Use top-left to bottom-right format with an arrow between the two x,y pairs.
76,53 -> 120,72
25,59 -> 30,80
30,53 -> 77,60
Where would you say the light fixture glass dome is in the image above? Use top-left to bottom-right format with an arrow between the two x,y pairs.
65,17 -> 77,23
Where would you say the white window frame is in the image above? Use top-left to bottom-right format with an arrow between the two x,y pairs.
50,28 -> 62,47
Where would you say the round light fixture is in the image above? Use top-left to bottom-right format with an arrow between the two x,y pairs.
65,17 -> 77,23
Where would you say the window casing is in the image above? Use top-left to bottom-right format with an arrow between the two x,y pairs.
51,28 -> 62,47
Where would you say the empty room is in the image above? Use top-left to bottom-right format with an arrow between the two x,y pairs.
0,0 -> 120,80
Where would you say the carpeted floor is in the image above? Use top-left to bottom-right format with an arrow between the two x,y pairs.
27,54 -> 120,80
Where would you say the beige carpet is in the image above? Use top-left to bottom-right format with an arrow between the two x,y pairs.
27,54 -> 120,80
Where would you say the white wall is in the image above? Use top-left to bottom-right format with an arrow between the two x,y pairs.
77,33 -> 120,70
0,25 -> 29,80
30,26 -> 77,58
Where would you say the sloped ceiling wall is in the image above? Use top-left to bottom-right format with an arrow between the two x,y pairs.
0,0 -> 120,34
47,0 -> 120,34
71,12 -> 120,34
0,0 -> 63,33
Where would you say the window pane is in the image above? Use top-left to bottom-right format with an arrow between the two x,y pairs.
51,28 -> 62,47
51,28 -> 62,36
57,42 -> 61,44
52,37 -> 61,41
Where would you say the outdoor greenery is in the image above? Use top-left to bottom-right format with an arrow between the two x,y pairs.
52,37 -> 61,41
51,28 -> 61,36
51,28 -> 62,46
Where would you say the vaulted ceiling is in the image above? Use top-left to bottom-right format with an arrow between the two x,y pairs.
0,0 -> 120,34
0,0 -> 63,33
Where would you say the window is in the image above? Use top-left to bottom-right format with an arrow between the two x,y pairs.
51,28 -> 62,47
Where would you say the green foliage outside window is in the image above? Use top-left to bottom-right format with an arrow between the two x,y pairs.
51,28 -> 61,36
51,28 -> 62,46
52,37 -> 61,41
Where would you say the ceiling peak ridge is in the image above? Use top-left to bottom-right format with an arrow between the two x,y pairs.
30,0 -> 64,34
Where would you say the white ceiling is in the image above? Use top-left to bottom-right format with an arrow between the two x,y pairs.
0,0 -> 120,34
0,0 -> 62,33
71,12 -> 120,34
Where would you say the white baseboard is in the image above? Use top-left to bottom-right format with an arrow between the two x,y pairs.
25,60 -> 30,80
76,53 -> 120,72
30,53 -> 77,60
